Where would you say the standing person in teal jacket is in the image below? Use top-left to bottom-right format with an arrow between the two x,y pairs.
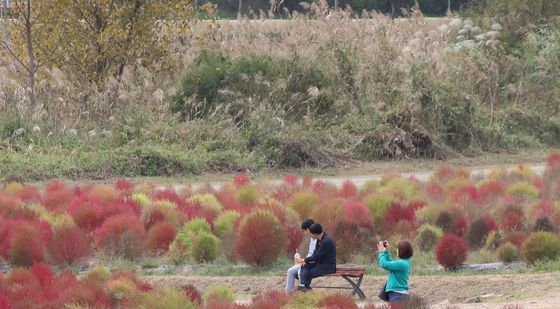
377,239 -> 413,303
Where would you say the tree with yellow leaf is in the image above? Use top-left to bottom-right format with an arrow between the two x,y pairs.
58,0 -> 192,84
0,0 -> 66,108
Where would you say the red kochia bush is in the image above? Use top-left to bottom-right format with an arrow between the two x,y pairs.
182,284 -> 203,305
340,181 -> 358,198
251,290 -> 290,309
144,222 -> 177,253
48,227 -> 91,265
235,209 -> 287,266
501,208 -> 525,232
68,195 -> 101,232
381,203 -> 415,233
435,234 -> 468,269
8,222 -> 51,267
94,214 -> 146,257
234,173 -> 250,187
0,292 -> 10,309
42,183 -> 75,212
317,293 -> 358,309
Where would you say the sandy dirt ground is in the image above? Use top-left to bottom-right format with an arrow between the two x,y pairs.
144,272 -> 560,308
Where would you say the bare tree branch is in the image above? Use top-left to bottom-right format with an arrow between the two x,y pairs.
1,39 -> 31,73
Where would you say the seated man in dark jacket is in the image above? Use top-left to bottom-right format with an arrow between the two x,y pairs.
296,223 -> 336,291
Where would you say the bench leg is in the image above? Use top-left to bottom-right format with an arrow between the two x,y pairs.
341,275 -> 366,299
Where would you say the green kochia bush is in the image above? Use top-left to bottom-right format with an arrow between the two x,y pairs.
415,224 -> 444,252
522,232 -> 560,265
190,231 -> 221,262
498,242 -> 518,263
203,284 -> 234,303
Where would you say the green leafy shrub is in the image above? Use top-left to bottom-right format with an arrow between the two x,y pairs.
184,218 -> 212,235
137,287 -> 196,309
214,211 -> 240,238
364,194 -> 393,220
203,284 -> 234,303
415,224 -> 444,252
498,242 -> 519,263
287,192 -> 319,220
507,182 -> 539,201
522,232 -> 560,265
191,231 -> 221,263
235,185 -> 258,207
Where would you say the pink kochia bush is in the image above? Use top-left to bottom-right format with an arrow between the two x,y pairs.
435,234 -> 468,269
145,222 -> 177,253
48,227 -> 91,265
95,214 -> 146,258
235,209 -> 287,266
0,220 -> 52,267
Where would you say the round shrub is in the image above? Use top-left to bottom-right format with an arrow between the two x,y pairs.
415,204 -> 442,225
136,287 -> 196,309
251,290 -> 291,308
435,211 -> 457,235
214,211 -> 240,238
435,234 -> 468,269
184,218 -> 212,235
88,184 -> 119,204
189,194 -> 223,214
466,218 -> 490,248
522,232 -> 560,264
9,223 -> 49,267
501,207 -> 525,232
364,194 -> 393,220
497,242 -> 519,263
235,185 -> 259,207
48,226 -> 91,265
182,284 -> 203,305
415,224 -> 444,252
145,222 -> 177,253
287,192 -> 319,219
235,209 -> 287,266
203,284 -> 234,303
317,292 -> 358,309
507,182 -> 539,201
533,216 -> 556,233
94,214 -> 146,258
191,231 -> 221,262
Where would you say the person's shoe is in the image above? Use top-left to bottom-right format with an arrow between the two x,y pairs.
306,286 -> 313,291
296,286 -> 309,292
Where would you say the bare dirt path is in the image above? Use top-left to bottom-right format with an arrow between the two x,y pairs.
144,272 -> 560,308
178,163 -> 547,191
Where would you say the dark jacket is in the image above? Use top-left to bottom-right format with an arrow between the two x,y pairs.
304,233 -> 336,273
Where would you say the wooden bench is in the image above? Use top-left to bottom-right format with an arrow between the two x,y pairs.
312,266 -> 366,299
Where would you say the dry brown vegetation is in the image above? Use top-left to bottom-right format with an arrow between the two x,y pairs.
0,1 -> 559,180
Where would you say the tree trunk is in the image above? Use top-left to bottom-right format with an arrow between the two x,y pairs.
238,0 -> 242,18
24,0 -> 36,107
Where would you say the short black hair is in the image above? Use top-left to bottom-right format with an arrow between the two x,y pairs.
309,223 -> 323,235
301,219 -> 315,230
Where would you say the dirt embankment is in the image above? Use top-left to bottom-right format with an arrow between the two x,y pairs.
144,272 -> 560,308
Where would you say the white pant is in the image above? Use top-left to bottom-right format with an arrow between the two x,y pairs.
286,264 -> 301,292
